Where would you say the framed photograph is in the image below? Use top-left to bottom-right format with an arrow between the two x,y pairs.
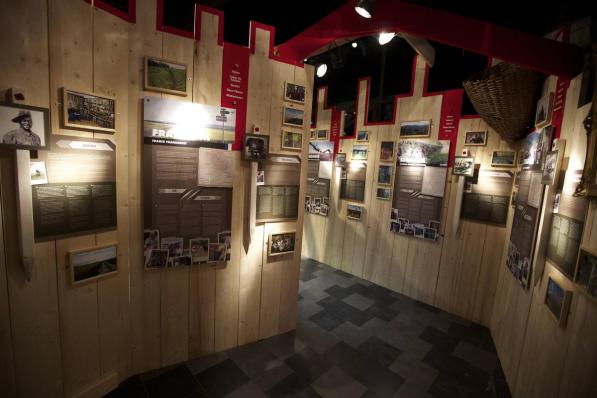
310,129 -> 316,140
535,92 -> 554,129
335,153 -> 346,167
377,165 -> 393,185
356,130 -> 369,142
317,129 -> 329,140
347,204 -> 362,220
144,56 -> 188,96
171,256 -> 193,267
429,220 -> 441,230
390,221 -> 400,233
575,248 -> 597,301
189,238 -> 209,264
413,225 -> 425,238
69,244 -> 117,285
352,144 -> 368,160
281,130 -> 303,150
391,208 -> 398,221
544,276 -> 572,328
208,243 -> 228,262
453,156 -> 475,176
243,134 -> 269,161
319,204 -> 329,216
380,141 -> 395,162
399,120 -> 431,138
30,161 -> 48,185
145,249 -> 169,269
256,170 -> 265,185
143,229 -> 160,252
218,230 -> 232,261
268,231 -> 296,256
542,150 -> 558,185
0,102 -> 49,149
283,106 -> 304,127
284,82 -> 306,104
491,150 -> 516,167
464,131 -> 487,146
376,187 -> 391,200
62,88 -> 116,133
424,227 -> 438,240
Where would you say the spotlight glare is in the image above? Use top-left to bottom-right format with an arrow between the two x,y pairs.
354,7 -> 371,18
316,63 -> 328,78
378,32 -> 395,45
352,42 -> 358,48
355,0 -> 376,19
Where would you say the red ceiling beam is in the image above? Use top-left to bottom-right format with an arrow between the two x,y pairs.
276,0 -> 584,78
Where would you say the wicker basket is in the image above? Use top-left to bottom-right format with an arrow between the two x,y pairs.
463,63 -> 543,143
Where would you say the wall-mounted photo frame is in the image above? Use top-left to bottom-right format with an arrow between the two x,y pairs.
208,243 -> 227,262
281,130 -> 303,151
352,144 -> 368,160
576,247 -> 597,301
399,120 -> 431,138
283,106 -> 304,127
544,276 -> 572,328
542,150 -> 558,185
335,153 -> 346,167
380,141 -> 395,162
377,165 -> 393,185
346,204 -> 363,220
317,129 -> 329,140
0,102 -> 49,150
30,161 -> 48,185
144,56 -> 188,96
62,88 -> 116,133
268,231 -> 296,256
243,134 -> 269,161
535,92 -> 554,129
491,150 -> 516,167
453,156 -> 475,176
376,187 -> 392,200
464,131 -> 487,146
356,130 -> 369,142
310,129 -> 316,140
284,82 -> 306,104
189,238 -> 209,264
69,244 -> 118,285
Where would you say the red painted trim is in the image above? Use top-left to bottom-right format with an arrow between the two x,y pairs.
249,21 -> 305,68
156,0 -> 194,39
94,0 -> 136,23
277,0 -> 583,78
194,4 -> 224,45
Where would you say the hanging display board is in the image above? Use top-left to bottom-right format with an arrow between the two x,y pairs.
142,97 -> 235,268
32,135 -> 117,240
340,162 -> 367,202
461,170 -> 513,225
389,140 -> 450,241
256,155 -> 301,223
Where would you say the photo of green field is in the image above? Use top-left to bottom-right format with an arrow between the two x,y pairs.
146,58 -> 187,94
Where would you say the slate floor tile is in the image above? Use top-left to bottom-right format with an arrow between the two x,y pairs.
419,326 -> 460,352
423,348 -> 490,392
261,330 -> 307,360
186,351 -> 229,375
252,363 -> 295,392
266,373 -> 323,398
195,358 -> 250,398
224,381 -> 267,398
342,293 -> 376,311
285,347 -> 333,382
453,341 -> 498,374
228,341 -> 281,378
311,366 -> 368,398
145,365 -> 203,398
364,304 -> 398,322
357,336 -> 402,367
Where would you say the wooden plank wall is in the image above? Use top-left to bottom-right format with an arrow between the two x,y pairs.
303,56 -> 515,326
0,0 -> 313,397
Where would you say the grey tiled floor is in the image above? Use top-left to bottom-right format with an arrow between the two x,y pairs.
106,258 -> 511,398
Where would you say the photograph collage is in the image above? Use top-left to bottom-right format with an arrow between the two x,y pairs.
389,207 -> 440,241
143,229 -> 231,269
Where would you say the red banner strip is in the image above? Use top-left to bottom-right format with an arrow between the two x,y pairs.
221,42 -> 250,151
438,89 -> 464,167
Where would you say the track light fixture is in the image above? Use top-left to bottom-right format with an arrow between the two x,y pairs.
316,64 -> 328,78
355,0 -> 376,19
352,42 -> 358,48
378,32 -> 395,45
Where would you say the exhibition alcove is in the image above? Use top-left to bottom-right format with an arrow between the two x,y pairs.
0,0 -> 595,397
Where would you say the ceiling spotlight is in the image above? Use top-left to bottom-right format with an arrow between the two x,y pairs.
303,58 -> 308,62
352,42 -> 358,48
378,32 -> 395,45
316,63 -> 328,78
355,0 -> 376,19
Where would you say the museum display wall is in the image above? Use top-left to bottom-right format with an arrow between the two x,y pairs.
303,20 -> 597,398
0,0 -> 312,397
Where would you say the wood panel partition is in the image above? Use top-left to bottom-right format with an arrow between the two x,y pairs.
0,0 -> 313,396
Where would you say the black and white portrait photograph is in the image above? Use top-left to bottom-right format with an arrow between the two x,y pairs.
0,102 -> 49,149
268,232 -> 296,256
243,134 -> 269,161
464,131 -> 487,146
284,82 -> 306,104
347,204 -> 362,220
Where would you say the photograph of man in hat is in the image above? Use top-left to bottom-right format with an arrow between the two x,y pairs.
3,110 -> 41,146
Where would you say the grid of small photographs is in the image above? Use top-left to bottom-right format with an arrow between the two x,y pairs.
305,196 -> 329,216
389,208 -> 439,241
143,229 -> 230,269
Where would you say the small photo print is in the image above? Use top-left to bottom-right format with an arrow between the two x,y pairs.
453,156 -> 474,177
320,204 -> 329,216
352,144 -> 368,160
284,82 -> 306,104
424,227 -> 438,240
380,141 -> 395,161
243,134 -> 269,161
281,130 -> 303,150
347,204 -> 362,220
535,93 -> 554,129
317,129 -> 329,140
30,161 -> 48,185
464,131 -> 487,146
413,224 -> 425,238
70,244 -> 117,284
399,120 -> 431,138
376,187 -> 391,200
143,229 -> 160,252
390,221 -> 400,233
208,243 -> 228,262
310,129 -> 317,140
161,237 -> 183,259
283,106 -> 304,127
171,255 -> 193,267
256,170 -> 265,185
378,165 -> 393,185
268,232 -> 296,256
390,208 -> 398,221
542,150 -> 558,185
189,238 -> 209,264
429,220 -> 441,230
491,150 -> 516,167
218,230 -> 232,261
145,249 -> 169,269
356,130 -> 369,142
335,153 -> 346,167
